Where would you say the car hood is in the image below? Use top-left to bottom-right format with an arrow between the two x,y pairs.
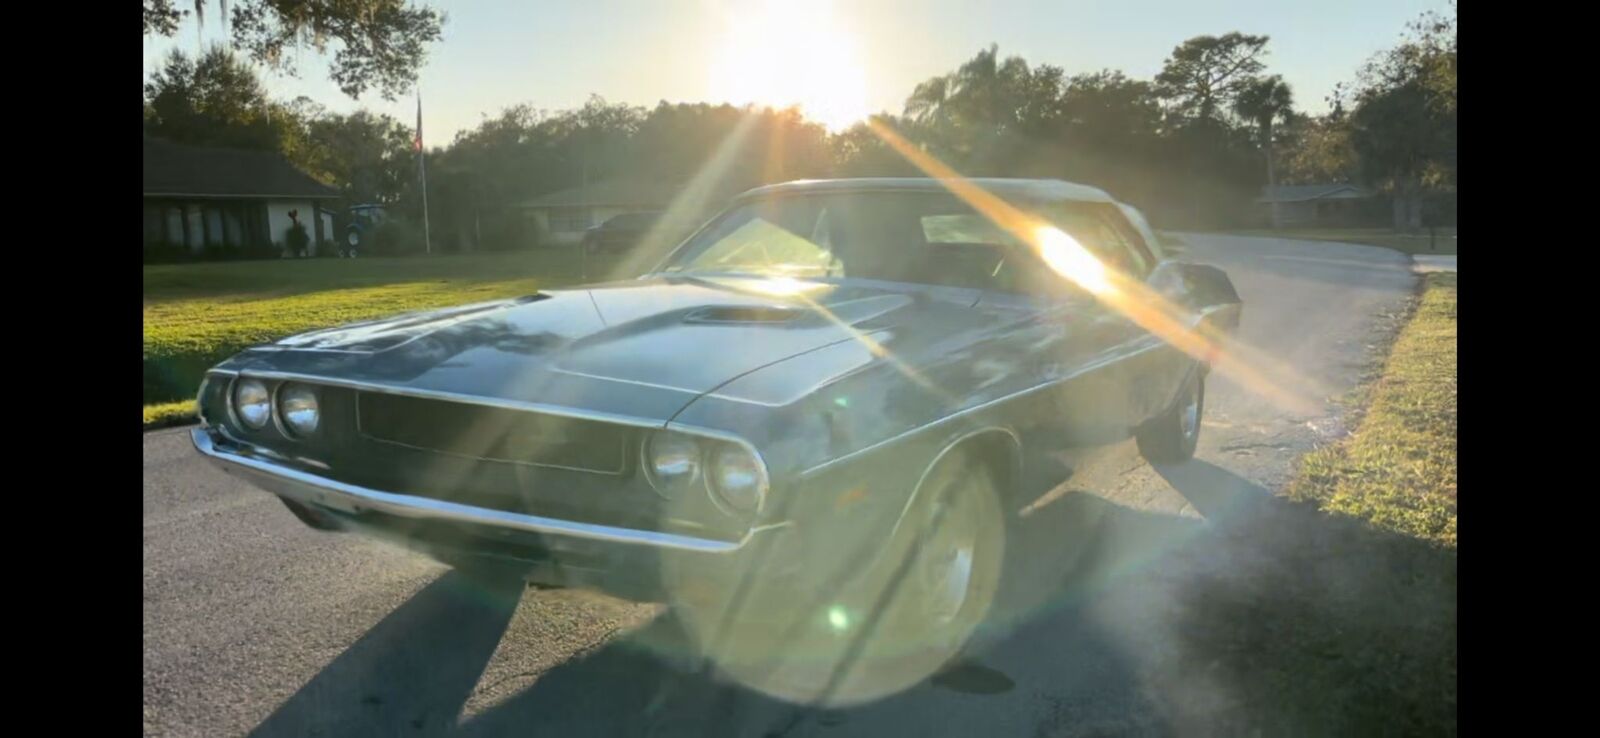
216,275 -> 970,423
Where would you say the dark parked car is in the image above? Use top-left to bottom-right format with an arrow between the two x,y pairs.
191,178 -> 1240,702
581,211 -> 661,254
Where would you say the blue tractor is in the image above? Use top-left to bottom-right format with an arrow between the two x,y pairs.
341,204 -> 389,258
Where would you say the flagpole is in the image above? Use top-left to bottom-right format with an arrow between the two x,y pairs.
417,90 -> 432,255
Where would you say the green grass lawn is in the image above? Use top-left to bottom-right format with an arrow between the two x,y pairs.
1227,226 -> 1457,255
143,251 -> 627,427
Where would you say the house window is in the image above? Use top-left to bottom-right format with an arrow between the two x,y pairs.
185,205 -> 205,252
205,207 -> 226,247
224,208 -> 243,247
548,207 -> 592,233
165,207 -> 185,247
144,204 -> 164,246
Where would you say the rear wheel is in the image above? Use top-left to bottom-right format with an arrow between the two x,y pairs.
1136,369 -> 1204,463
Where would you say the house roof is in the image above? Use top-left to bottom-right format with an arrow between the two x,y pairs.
737,178 -> 1116,204
1258,183 -> 1376,203
143,136 -> 339,200
515,179 -> 690,209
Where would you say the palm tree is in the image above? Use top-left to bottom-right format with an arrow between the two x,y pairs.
904,75 -> 952,126
1234,76 -> 1294,228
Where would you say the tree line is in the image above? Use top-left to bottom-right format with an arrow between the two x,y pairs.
143,3 -> 1455,256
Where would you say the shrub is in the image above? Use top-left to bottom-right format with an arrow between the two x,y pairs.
372,218 -> 424,255
480,211 -> 538,252
284,222 -> 311,257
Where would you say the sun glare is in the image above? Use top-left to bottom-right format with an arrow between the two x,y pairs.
1034,226 -> 1112,295
709,0 -> 871,131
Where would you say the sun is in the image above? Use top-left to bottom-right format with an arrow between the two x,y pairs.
709,0 -> 871,131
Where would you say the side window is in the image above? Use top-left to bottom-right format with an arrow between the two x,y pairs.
1044,205 -> 1138,276
1094,205 -> 1157,278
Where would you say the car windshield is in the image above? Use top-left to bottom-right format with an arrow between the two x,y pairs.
658,191 -> 1122,294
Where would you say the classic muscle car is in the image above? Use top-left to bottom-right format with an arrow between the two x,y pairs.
191,177 -> 1240,702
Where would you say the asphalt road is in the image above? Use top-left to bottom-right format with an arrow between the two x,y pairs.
143,234 -> 1419,737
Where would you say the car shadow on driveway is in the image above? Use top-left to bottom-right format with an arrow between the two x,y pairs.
250,571 -> 522,737
249,457 -> 1454,736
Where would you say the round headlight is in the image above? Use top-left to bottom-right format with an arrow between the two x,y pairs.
232,378 -> 271,430
709,443 -> 768,514
278,383 -> 320,437
645,432 -> 700,497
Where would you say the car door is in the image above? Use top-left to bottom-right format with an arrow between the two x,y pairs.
1088,203 -> 1191,428
975,226 -> 1138,449
1030,202 -> 1178,442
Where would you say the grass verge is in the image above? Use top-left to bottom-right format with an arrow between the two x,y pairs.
143,251 -> 624,420
1287,272 -> 1457,544
144,400 -> 198,430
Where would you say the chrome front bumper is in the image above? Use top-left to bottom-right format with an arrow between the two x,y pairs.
190,427 -> 745,554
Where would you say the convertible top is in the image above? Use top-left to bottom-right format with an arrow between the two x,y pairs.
734,177 -> 1117,205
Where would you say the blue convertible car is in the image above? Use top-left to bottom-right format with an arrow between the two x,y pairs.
191,177 -> 1240,702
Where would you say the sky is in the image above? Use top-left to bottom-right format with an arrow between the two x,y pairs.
143,0 -> 1450,145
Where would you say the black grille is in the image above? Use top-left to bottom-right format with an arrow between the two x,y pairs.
356,392 -> 632,474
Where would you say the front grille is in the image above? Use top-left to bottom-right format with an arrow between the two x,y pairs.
355,391 -> 633,475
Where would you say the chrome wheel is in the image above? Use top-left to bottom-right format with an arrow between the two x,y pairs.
1179,379 -> 1200,441
917,493 -> 980,625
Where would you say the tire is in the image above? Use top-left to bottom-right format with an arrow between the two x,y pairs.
1136,369 -> 1204,463
881,446 -> 1007,658
674,445 -> 1007,706
279,498 -> 341,531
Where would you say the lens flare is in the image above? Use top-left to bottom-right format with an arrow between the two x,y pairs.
864,117 -> 1326,416
1034,226 -> 1111,295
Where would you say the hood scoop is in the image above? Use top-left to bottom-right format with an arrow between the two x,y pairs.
684,305 -> 807,324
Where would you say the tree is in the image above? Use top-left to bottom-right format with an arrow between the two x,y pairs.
1155,33 -> 1271,122
143,0 -> 182,35
1347,5 -> 1456,229
1233,75 -> 1294,227
899,46 -> 1074,173
833,116 -> 921,177
300,110 -> 416,205
142,0 -> 445,100
143,47 -> 299,153
1279,114 -> 1358,185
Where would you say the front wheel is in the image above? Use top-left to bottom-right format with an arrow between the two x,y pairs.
880,447 -> 1006,658
682,446 -> 1007,706
1136,369 -> 1204,463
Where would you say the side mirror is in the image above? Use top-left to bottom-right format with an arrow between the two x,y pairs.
1150,260 -> 1241,309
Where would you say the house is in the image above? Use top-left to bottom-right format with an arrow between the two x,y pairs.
1256,184 -> 1386,228
143,136 -> 339,257
513,179 -> 690,247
